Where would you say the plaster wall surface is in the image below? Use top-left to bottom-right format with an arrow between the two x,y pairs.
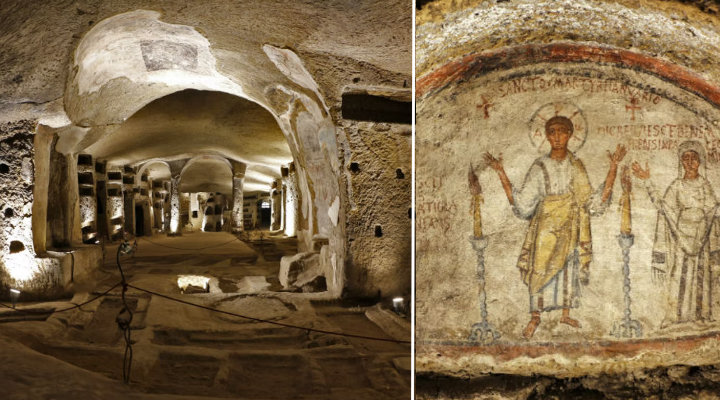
417,0 -> 720,397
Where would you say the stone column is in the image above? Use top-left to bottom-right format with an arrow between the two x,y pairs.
77,154 -> 98,244
122,166 -> 135,237
32,125 -> 55,254
282,163 -> 299,237
168,175 -> 181,235
230,161 -> 247,233
67,153 -> 83,245
167,159 -> 188,236
105,168 -> 125,242
270,179 -> 283,231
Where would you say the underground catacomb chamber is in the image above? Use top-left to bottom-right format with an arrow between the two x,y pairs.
0,2 -> 411,398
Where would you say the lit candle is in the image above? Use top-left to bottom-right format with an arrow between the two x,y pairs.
620,166 -> 632,235
620,191 -> 631,235
468,164 -> 483,238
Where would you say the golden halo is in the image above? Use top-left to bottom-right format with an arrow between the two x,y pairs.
528,102 -> 588,153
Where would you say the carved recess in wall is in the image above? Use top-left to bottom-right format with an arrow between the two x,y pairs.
416,44 -> 720,377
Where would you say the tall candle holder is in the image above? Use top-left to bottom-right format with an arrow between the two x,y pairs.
467,165 -> 500,344
611,167 -> 642,338
611,233 -> 642,338
468,235 -> 500,343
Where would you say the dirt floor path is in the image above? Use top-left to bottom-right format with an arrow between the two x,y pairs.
0,232 -> 410,399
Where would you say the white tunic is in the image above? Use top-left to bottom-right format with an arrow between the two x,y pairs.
643,177 -> 720,324
512,155 -> 609,220
512,154 -> 611,312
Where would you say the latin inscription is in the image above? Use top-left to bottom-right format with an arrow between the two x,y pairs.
487,76 -> 662,104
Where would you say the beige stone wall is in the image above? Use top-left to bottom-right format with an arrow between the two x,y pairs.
417,0 -> 720,397
0,0 -> 411,299
0,120 -> 64,299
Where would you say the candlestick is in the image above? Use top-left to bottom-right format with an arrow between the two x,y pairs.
620,191 -> 631,235
472,194 -> 483,238
468,164 -> 483,239
468,236 -> 500,344
611,233 -> 642,338
619,165 -> 632,235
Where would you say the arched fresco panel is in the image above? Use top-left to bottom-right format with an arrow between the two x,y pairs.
416,47 -> 720,377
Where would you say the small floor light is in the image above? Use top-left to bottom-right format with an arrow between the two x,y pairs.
9,289 -> 20,309
393,297 -> 404,313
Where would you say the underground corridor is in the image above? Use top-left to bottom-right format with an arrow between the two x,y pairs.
0,3 -> 411,399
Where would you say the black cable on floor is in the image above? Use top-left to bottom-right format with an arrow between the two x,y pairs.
127,283 -> 411,344
116,241 -> 135,385
0,282 -> 122,315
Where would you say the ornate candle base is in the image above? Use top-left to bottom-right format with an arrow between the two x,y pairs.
611,233 -> 643,338
468,236 -> 500,344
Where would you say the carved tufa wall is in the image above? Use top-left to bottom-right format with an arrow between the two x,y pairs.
0,120 -> 63,300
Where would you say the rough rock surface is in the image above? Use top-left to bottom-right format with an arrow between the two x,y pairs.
0,120 -> 63,299
417,0 -> 720,83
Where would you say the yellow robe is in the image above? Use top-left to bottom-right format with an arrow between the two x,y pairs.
516,153 -> 593,302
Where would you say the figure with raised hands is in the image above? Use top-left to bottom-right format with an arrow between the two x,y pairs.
485,115 -> 626,339
632,140 -> 720,325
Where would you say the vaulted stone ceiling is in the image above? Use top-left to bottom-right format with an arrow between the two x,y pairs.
84,89 -> 291,193
179,157 -> 233,194
0,0 -> 412,195
141,161 -> 171,182
0,0 -> 411,116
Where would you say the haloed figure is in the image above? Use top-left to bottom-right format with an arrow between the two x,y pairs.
632,140 -> 720,325
485,116 -> 626,339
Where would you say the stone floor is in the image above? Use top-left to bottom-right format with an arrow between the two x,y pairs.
0,232 -> 410,399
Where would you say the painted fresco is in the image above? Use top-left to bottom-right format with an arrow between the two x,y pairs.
416,56 -> 720,375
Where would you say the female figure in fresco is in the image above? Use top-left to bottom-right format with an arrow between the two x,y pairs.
485,116 -> 626,339
632,140 -> 720,325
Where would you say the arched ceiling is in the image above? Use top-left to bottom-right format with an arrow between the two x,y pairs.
141,161 -> 171,183
85,90 -> 290,165
179,158 -> 232,194
84,89 -> 292,192
0,1 -> 411,121
416,0 -> 720,82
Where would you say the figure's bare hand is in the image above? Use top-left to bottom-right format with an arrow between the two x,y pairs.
621,165 -> 632,193
631,161 -> 650,180
483,152 -> 504,172
607,144 -> 627,167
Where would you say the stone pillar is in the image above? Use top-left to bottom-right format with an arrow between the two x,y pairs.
122,165 -> 135,237
270,180 -> 283,231
188,192 -> 199,231
105,167 -> 125,242
230,161 -> 247,233
282,163 -> 299,237
167,159 -> 188,236
150,179 -> 164,231
141,174 -> 154,233
168,176 -> 180,235
32,125 -> 54,254
77,154 -> 98,244
66,153 -> 83,246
